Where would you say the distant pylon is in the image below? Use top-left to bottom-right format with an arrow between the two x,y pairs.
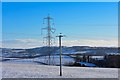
41,14 -> 56,65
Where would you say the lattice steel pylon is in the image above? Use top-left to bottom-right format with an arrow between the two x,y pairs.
41,14 -> 56,65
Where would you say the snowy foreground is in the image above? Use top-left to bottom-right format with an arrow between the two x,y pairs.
2,61 -> 118,78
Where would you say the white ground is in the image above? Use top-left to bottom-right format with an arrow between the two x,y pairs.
2,61 -> 118,78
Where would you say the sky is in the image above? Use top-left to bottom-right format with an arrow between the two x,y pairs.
1,0 -> 120,2
0,2 -> 1,32
2,2 -> 118,48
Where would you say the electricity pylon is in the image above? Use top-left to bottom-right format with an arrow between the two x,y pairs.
41,14 -> 56,65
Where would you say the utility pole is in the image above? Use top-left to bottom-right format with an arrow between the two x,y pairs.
56,33 -> 65,76
41,14 -> 56,65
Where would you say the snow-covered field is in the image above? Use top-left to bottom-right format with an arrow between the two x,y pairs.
34,55 -> 75,65
1,58 -> 118,78
2,55 -> 75,65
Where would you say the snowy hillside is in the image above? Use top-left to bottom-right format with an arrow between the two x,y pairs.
1,46 -> 119,58
2,61 -> 118,78
2,55 -> 75,65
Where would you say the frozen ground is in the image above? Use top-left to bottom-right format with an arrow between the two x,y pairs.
2,55 -> 75,65
2,60 -> 118,78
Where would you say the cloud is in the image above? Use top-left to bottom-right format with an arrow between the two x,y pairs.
2,39 -> 43,49
1,38 -> 118,49
15,39 -> 41,43
62,39 -> 118,47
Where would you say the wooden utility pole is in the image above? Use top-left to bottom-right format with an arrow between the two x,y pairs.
56,33 -> 65,76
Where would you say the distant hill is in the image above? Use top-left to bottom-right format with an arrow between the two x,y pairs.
0,46 -> 119,58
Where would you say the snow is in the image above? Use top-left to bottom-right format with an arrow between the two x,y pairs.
107,52 -> 120,55
34,55 -> 75,65
91,56 -> 104,60
74,51 -> 91,54
1,55 -> 74,66
1,59 -> 118,78
0,61 -> 1,80
79,62 -> 96,67
2,58 -> 37,64
55,48 -> 76,54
